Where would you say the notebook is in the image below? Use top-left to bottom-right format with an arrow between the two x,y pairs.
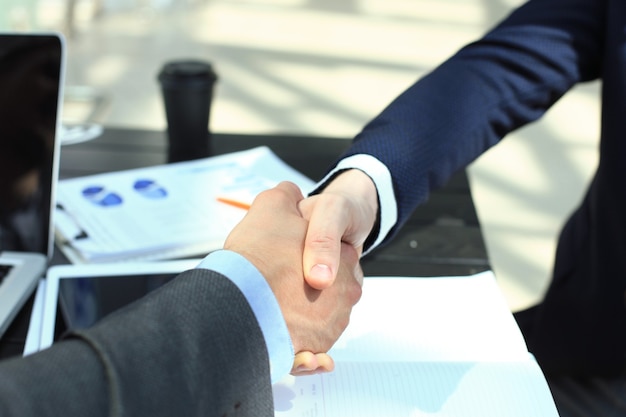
0,32 -> 65,337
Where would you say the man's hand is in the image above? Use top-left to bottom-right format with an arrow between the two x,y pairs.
224,181 -> 363,373
299,170 -> 378,290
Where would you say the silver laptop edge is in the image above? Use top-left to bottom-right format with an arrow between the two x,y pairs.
0,32 -> 66,338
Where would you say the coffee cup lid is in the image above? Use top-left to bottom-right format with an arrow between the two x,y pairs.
158,60 -> 218,87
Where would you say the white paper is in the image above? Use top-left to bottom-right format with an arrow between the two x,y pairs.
55,147 -> 314,262
275,360 -> 556,417
330,272 -> 529,363
273,273 -> 559,417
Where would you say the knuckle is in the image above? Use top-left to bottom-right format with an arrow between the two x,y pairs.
349,283 -> 363,304
308,235 -> 339,253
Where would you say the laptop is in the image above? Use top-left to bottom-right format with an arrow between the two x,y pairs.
0,32 -> 65,338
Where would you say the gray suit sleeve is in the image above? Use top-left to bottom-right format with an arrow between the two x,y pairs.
0,268 -> 275,417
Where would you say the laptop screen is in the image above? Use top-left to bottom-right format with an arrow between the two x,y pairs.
0,33 -> 63,258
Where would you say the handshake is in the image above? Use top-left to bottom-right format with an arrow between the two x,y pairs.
224,170 -> 378,378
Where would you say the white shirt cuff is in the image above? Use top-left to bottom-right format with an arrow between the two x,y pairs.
315,154 -> 397,255
196,250 -> 294,383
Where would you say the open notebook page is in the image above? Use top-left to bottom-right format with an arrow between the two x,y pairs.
273,272 -> 559,417
330,272 -> 529,363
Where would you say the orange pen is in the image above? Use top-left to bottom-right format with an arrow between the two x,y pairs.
216,197 -> 251,210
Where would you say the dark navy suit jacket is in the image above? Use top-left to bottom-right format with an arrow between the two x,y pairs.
337,0 -> 617,242
331,0 -> 626,374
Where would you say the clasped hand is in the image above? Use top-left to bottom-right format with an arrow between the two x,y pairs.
224,181 -> 365,376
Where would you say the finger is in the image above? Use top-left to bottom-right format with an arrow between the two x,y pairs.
290,352 -> 335,376
225,181 -> 305,252
271,181 -> 305,203
300,197 -> 350,290
252,181 -> 304,214
291,351 -> 317,374
310,353 -> 335,374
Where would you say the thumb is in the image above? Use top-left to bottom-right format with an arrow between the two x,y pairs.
303,229 -> 341,290
299,194 -> 356,290
299,196 -> 348,290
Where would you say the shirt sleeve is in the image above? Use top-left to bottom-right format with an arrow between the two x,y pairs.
313,154 -> 398,255
196,250 -> 294,383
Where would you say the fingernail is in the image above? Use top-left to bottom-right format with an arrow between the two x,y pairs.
310,264 -> 332,282
296,364 -> 312,372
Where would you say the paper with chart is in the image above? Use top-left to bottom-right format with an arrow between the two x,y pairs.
273,272 -> 559,417
55,147 -> 314,263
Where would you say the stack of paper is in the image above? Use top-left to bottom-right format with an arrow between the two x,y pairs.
55,147 -> 314,263
274,272 -> 560,416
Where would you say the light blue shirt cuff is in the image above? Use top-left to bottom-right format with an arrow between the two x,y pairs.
315,154 -> 397,255
196,250 -> 294,383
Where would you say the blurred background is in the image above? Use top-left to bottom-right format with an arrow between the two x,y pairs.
1,0 -> 601,312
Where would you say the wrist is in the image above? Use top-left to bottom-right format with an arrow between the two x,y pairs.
324,169 -> 378,223
320,169 -> 380,253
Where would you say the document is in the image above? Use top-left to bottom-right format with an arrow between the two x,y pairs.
55,147 -> 314,263
273,272 -> 560,416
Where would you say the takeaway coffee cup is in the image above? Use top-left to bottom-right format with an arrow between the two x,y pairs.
157,60 -> 218,162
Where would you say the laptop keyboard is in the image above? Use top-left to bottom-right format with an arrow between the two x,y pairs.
0,264 -> 12,285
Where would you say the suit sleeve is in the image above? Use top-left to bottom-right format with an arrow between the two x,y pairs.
332,0 -> 606,244
0,269 -> 275,417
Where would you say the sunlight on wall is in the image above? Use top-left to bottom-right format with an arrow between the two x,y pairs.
468,82 -> 601,310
